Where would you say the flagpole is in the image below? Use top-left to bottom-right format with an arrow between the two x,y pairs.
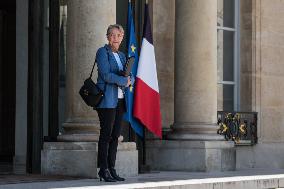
142,0 -> 147,172
142,126 -> 146,169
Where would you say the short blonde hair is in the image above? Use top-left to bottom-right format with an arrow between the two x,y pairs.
106,24 -> 124,37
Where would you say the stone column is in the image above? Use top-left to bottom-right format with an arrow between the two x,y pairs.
44,1 -> 138,178
146,0 -> 235,172
168,0 -> 223,140
57,0 -> 116,141
14,0 -> 29,174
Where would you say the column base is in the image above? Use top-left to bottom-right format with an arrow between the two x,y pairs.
115,142 -> 139,177
57,134 -> 99,142
58,121 -> 100,141
41,142 -> 138,178
41,142 -> 97,178
167,133 -> 224,140
13,155 -> 26,174
146,140 -> 236,172
167,122 -> 224,140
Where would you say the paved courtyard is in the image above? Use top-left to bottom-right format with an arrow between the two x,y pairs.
0,169 -> 284,189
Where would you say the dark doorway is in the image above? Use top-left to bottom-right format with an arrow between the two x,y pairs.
0,1 -> 16,173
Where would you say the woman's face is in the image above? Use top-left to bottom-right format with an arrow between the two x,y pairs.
107,28 -> 124,51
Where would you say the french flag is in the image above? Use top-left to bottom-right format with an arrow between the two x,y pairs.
133,3 -> 162,138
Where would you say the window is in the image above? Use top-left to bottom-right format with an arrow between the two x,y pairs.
217,0 -> 240,111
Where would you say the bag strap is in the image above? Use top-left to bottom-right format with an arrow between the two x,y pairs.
89,61 -> 96,79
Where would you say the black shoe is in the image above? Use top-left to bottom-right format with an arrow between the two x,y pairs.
98,169 -> 116,182
109,168 -> 125,181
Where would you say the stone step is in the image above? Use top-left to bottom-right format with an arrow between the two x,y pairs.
122,174 -> 284,189
0,163 -> 13,174
1,170 -> 284,189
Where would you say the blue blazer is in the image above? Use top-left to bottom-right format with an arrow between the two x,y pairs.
95,44 -> 132,108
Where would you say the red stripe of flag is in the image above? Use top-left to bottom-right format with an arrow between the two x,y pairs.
133,78 -> 162,138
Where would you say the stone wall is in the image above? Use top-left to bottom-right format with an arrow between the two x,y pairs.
237,0 -> 284,169
254,0 -> 284,142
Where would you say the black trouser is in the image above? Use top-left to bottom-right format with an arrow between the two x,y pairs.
96,99 -> 125,170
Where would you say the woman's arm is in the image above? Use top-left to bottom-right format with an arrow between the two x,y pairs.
96,48 -> 128,86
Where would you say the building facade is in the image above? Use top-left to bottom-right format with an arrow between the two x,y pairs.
1,0 -> 284,176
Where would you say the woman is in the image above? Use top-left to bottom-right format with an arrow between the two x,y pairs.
95,24 -> 133,182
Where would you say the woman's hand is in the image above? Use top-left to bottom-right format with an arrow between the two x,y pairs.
126,76 -> 131,87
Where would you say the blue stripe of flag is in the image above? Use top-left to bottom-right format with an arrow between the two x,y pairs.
143,4 -> 153,44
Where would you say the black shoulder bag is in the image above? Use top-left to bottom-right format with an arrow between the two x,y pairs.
79,60 -> 106,108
